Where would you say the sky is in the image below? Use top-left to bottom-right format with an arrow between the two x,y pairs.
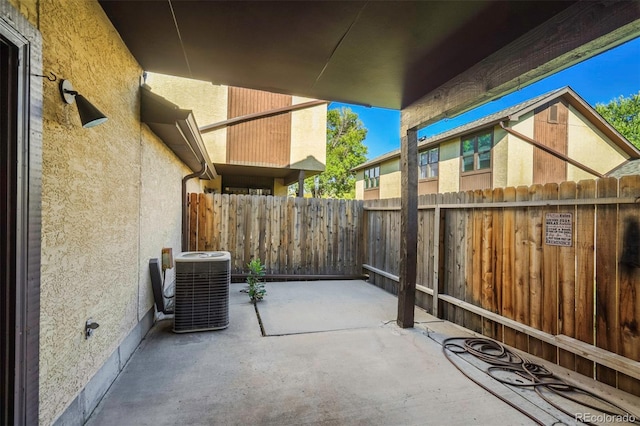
329,36 -> 640,161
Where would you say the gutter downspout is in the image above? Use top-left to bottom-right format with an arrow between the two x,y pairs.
499,121 -> 604,179
182,163 -> 208,252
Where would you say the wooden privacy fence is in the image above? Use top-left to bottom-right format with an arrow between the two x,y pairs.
187,193 -> 364,276
364,176 -> 640,396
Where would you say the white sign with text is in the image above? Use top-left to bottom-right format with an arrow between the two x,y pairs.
545,213 -> 573,247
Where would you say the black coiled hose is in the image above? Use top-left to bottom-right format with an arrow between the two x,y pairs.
442,337 -> 640,425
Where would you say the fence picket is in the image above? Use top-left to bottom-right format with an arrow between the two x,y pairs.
558,181 -> 577,370
595,177 -> 620,387
575,179 -> 595,377
502,187 -> 517,347
617,175 -> 640,393
541,183 -> 559,363
528,184 -> 544,358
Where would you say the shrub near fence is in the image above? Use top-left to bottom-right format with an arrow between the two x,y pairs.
187,193 -> 364,276
364,176 -> 640,396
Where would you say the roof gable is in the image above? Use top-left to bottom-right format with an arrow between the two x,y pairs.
354,87 -> 640,171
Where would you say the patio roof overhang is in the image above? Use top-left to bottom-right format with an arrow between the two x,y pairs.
99,1 -> 584,111
213,163 -> 322,186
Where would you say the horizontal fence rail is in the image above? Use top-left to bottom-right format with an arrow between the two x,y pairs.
187,193 -> 364,276
363,176 -> 640,396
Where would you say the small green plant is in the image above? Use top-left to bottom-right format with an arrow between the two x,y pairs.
246,258 -> 266,303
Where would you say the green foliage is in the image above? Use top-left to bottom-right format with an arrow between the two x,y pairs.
306,107 -> 368,199
595,92 -> 640,150
246,258 -> 266,303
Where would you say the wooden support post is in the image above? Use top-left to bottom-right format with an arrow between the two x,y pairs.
297,170 -> 305,197
397,128 -> 418,328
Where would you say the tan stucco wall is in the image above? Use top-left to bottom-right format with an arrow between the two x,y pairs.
139,124 -> 196,316
355,176 -> 364,199
492,126 -> 509,188
274,178 -> 288,196
566,105 -> 627,181
145,72 -> 228,164
379,171 -> 401,199
10,1 -> 202,424
291,96 -> 327,172
439,138 -> 460,193
506,113 -> 535,186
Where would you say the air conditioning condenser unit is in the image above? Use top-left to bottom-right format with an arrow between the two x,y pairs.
174,251 -> 231,333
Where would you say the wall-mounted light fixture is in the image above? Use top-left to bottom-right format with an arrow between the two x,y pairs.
59,79 -> 108,128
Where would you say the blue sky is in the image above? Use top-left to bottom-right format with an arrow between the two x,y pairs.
330,36 -> 640,161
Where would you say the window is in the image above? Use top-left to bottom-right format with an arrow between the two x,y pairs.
548,103 -> 558,123
419,147 -> 439,179
364,166 -> 380,189
461,130 -> 493,172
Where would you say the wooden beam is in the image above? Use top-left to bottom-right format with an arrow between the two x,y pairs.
297,170 -> 305,197
362,264 -> 399,282
362,264 -> 433,295
199,100 -> 327,134
397,129 -> 418,328
499,122 -> 604,178
401,2 -> 640,133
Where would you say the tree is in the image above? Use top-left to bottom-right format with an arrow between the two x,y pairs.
595,92 -> 640,150
307,107 -> 368,198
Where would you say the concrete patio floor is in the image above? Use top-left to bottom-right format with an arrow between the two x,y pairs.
86,280 -> 639,426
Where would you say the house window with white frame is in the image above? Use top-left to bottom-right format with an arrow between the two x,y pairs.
364,166 -> 380,189
419,147 -> 439,179
461,130 -> 493,172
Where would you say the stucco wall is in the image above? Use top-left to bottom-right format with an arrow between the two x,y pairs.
492,126 -> 509,188
139,125 -> 195,317
10,1 -> 200,424
355,176 -> 364,199
291,96 -> 327,172
274,178 -> 288,196
507,113 -> 535,186
438,139 -> 460,193
379,171 -> 401,199
566,105 -> 627,181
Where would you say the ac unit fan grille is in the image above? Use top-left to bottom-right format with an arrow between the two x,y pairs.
174,259 -> 230,332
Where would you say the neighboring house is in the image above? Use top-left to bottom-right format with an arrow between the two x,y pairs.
608,159 -> 640,178
144,73 -> 327,197
354,87 -> 640,200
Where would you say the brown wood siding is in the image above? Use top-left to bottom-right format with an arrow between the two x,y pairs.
533,100 -> 568,184
363,188 -> 380,200
227,87 -> 292,167
418,179 -> 438,195
460,171 -> 491,192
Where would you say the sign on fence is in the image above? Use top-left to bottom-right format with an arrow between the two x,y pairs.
545,212 -> 573,246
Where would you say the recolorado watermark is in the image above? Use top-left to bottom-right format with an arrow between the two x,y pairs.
575,413 -> 637,423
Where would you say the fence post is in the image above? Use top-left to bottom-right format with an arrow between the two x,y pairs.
432,205 -> 444,317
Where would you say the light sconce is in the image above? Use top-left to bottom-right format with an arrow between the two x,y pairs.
59,79 -> 108,128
